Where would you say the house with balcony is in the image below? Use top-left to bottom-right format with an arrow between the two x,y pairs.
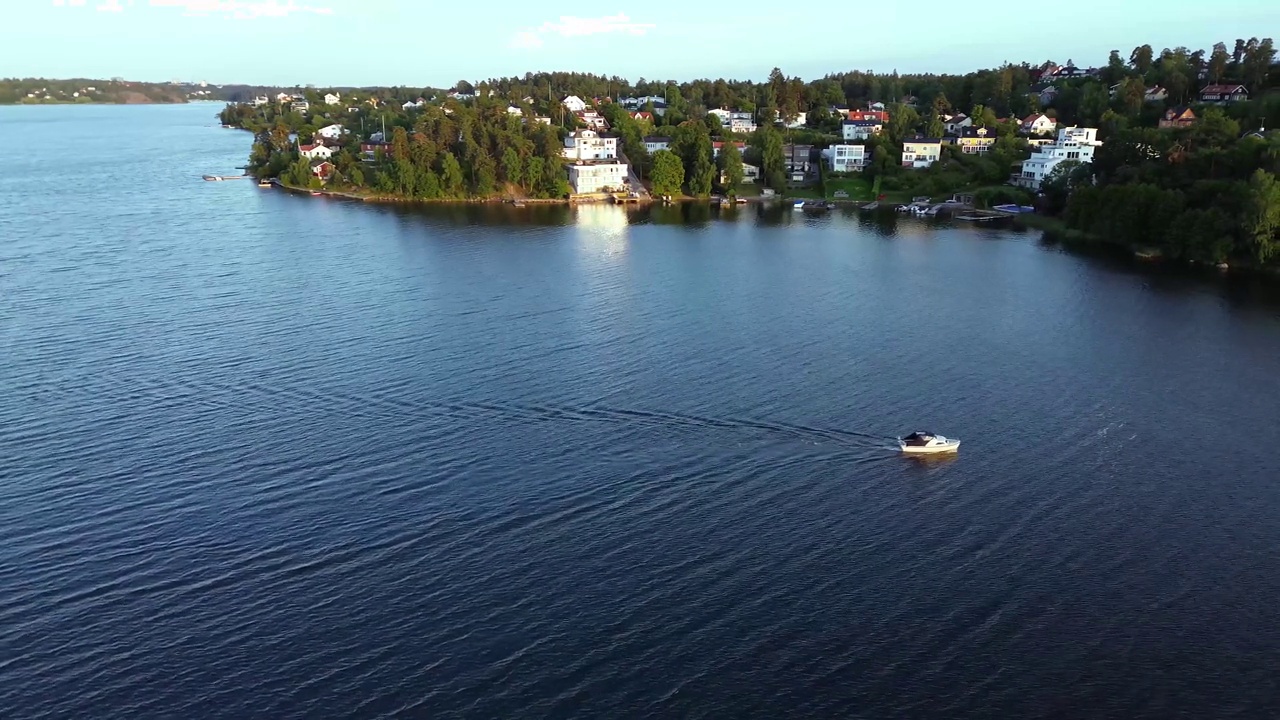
290,99 -> 309,113
1198,84 -> 1249,104
1016,127 -> 1101,190
783,144 -> 814,183
568,161 -> 628,194
1020,113 -> 1056,136
721,162 -> 761,185
575,110 -> 609,131
823,144 -> 869,173
842,120 -> 883,141
956,126 -> 998,154
901,138 -> 943,169
563,129 -> 618,161
1158,106 -> 1197,129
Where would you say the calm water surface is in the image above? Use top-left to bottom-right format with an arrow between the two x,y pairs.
3,104 -> 1280,719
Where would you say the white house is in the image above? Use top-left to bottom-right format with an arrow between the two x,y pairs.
784,111 -> 807,129
1020,113 -> 1056,136
315,124 -> 346,140
644,136 -> 671,153
324,92 -> 341,105
568,161 -> 629,194
251,95 -> 269,106
729,117 -> 757,134
712,141 -> 747,159
291,100 -> 309,112
944,113 -> 971,134
707,108 -> 732,124
298,143 -> 334,160
276,92 -> 292,103
823,144 -> 869,173
531,116 -> 553,125
1016,126 -> 1102,190
506,105 -> 523,116
722,162 -> 761,185
901,138 -> 943,169
562,95 -> 588,113
402,98 -> 425,111
563,129 -> 618,161
842,120 -> 883,141
1144,85 -> 1168,103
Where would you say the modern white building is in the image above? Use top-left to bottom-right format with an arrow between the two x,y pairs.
1016,127 -> 1101,190
901,138 -> 943,169
823,144 -> 869,172
290,100 -> 309,112
842,120 -> 883,141
728,117 -> 757,134
562,95 -> 588,113
569,161 -> 629,194
563,129 -> 618,161
575,110 -> 609,131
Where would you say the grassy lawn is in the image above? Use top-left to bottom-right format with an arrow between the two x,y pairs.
823,177 -> 874,201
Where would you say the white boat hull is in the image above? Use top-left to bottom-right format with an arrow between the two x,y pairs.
898,439 -> 960,454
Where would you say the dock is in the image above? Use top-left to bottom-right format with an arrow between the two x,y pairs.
202,174 -> 253,182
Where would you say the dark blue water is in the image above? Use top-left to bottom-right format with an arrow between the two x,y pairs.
3,104 -> 1280,719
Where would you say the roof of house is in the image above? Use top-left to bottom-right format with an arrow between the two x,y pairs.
643,135 -> 671,143
298,144 -> 326,152
309,159 -> 332,168
1200,84 -> 1248,94
1165,106 -> 1196,118
1022,113 -> 1049,123
711,141 -> 746,148
843,119 -> 883,127
904,137 -> 943,145
960,127 -> 996,138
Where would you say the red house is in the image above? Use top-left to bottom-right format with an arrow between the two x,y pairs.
848,109 -> 890,123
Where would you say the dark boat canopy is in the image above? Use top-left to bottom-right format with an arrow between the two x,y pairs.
902,431 -> 937,446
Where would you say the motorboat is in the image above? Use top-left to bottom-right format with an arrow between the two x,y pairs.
898,431 -> 960,454
793,200 -> 806,209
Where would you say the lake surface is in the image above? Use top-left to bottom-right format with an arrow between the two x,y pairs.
3,104 -> 1280,719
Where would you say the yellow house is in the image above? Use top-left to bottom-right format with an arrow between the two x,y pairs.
956,126 -> 998,154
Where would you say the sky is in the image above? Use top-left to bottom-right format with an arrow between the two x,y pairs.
2,0 -> 1278,87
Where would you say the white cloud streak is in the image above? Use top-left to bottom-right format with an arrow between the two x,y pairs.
510,13 -> 655,49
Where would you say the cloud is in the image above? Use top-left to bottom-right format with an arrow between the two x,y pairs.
510,13 -> 655,49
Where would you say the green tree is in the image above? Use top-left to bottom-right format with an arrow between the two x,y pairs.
440,152 -> 465,197
501,147 -> 523,187
1130,44 -> 1155,76
1244,169 -> 1280,263
718,139 -> 745,191
650,149 -> 685,196
750,122 -> 786,189
1208,42 -> 1230,83
690,153 -> 715,196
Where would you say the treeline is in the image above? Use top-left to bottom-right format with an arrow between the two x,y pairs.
0,77 -> 192,104
1056,109 -> 1280,266
234,101 -> 573,198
